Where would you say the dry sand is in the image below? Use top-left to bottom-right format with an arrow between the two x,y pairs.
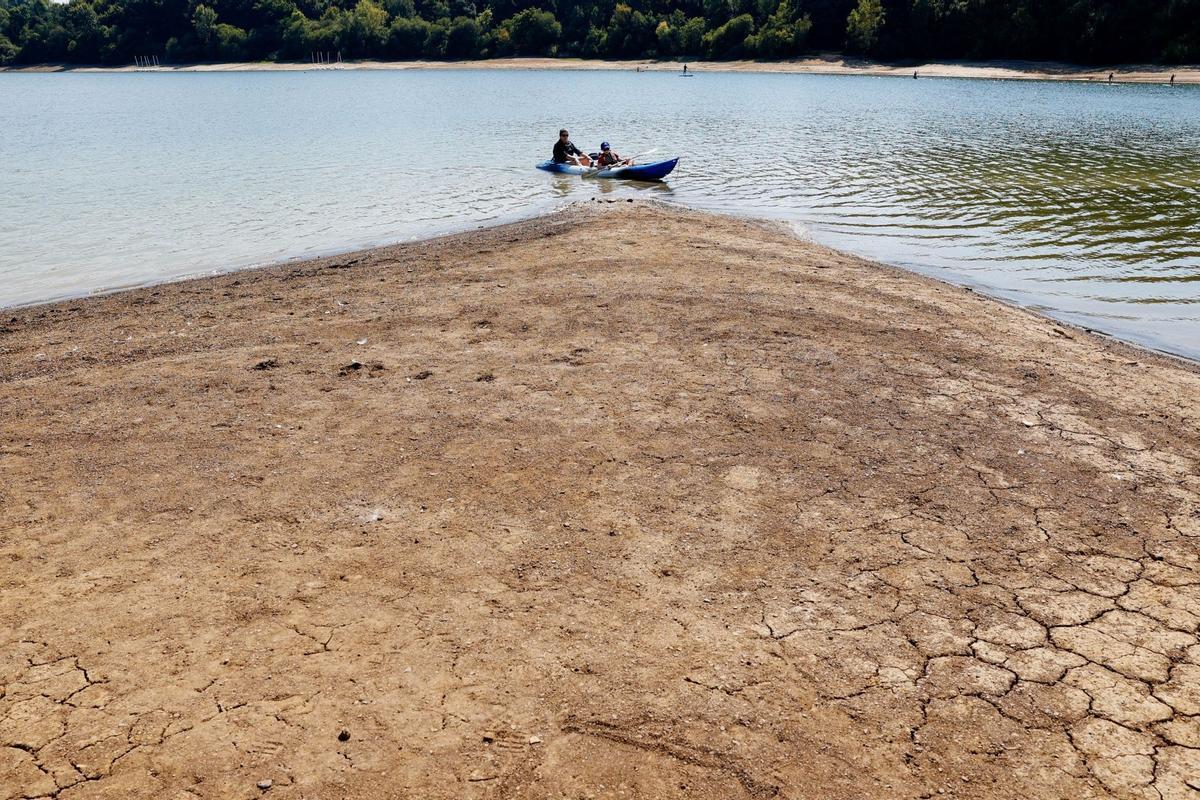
6,55 -> 1198,84
2,201 -> 1199,799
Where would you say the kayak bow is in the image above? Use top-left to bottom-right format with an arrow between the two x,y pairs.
537,157 -> 679,182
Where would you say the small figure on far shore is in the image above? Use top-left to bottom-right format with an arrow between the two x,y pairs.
683,64 -> 689,75
1170,74 -> 1176,85
1108,72 -> 1114,83
913,70 -> 918,79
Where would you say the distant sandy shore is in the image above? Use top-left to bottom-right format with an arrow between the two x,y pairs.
5,55 -> 1198,83
3,201 -> 1200,798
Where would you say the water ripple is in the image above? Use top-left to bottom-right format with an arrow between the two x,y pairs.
1,70 -> 1197,358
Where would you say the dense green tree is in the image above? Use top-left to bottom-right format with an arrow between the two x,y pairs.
845,0 -> 882,53
193,4 -> 219,40
499,7 -> 559,54
422,15 -> 450,54
214,21 -> 250,57
701,11 -> 752,56
247,0 -> 299,56
605,3 -> 656,56
679,14 -> 705,51
337,0 -> 388,55
0,0 -> 1196,66
383,0 -> 415,16
61,1 -> 109,61
745,0 -> 810,56
579,23 -> 605,55
445,13 -> 484,56
386,14 -> 430,55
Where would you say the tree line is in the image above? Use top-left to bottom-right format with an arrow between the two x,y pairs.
1,0 -> 1197,67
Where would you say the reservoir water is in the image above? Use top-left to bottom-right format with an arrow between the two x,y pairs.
1,69 -> 1197,359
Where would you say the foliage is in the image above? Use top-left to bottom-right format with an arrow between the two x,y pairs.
702,12 -> 754,58
745,0 -> 811,56
499,7 -> 559,55
845,0 -> 883,53
0,0 -> 1195,66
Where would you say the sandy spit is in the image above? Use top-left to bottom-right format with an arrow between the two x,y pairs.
2,201 -> 1199,799
4,55 -> 1198,83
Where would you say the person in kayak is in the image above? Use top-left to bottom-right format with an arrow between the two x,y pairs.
594,142 -> 628,168
553,129 -> 590,167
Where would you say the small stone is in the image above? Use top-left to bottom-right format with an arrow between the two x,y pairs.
528,735 -> 542,745
337,729 -> 350,742
256,779 -> 272,790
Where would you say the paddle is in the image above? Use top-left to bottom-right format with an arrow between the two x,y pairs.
585,148 -> 659,176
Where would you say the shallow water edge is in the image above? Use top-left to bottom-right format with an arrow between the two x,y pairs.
5,199 -> 1197,370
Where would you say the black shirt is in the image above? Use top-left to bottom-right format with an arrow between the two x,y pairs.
553,139 -> 582,163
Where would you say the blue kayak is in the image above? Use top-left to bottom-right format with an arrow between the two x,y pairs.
537,157 -> 679,182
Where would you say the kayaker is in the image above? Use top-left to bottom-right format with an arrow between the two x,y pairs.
553,129 -> 590,167
595,142 -> 627,168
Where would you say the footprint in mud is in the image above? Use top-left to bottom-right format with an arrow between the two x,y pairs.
243,739 -> 285,759
481,727 -> 540,754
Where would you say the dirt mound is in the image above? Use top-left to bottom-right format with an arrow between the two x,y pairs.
2,203 -> 1198,798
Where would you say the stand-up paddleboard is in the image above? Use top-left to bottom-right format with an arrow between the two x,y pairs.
537,157 -> 679,181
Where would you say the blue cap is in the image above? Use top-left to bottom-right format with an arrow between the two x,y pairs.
601,142 -> 610,150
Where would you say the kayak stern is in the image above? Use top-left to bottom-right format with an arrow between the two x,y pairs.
536,157 -> 679,182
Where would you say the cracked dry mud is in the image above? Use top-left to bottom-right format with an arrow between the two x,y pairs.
2,202 -> 1199,799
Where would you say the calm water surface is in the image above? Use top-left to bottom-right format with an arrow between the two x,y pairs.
2,70 -> 1197,358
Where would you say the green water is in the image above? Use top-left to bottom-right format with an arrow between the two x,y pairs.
1,69 -> 1197,357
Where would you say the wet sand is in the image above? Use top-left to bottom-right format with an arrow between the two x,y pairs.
6,55 -> 1198,84
2,202 -> 1199,799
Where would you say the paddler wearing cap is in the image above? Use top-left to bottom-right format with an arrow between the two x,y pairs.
594,141 -> 630,168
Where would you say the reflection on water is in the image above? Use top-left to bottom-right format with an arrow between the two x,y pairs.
0,70 -> 1197,358
548,175 -> 673,197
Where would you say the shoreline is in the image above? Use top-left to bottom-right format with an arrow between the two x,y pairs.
3,54 -> 1198,83
4,202 -> 1200,797
4,201 -> 1195,369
